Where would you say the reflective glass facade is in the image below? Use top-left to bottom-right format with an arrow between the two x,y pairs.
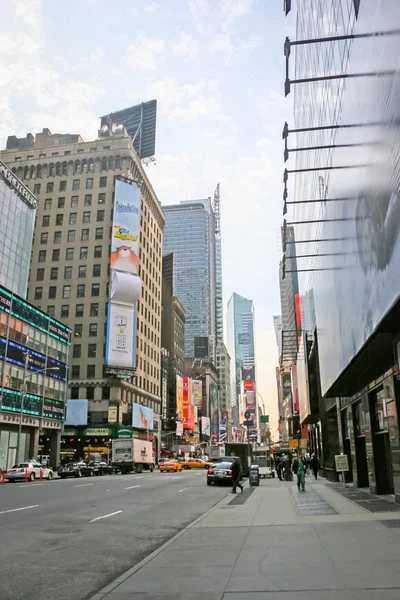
163,200 -> 216,358
0,161 -> 36,297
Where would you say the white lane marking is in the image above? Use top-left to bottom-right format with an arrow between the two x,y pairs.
133,476 -> 144,480
74,483 -> 93,488
171,477 -> 181,480
89,510 -> 122,523
178,488 -> 187,493
20,483 -> 45,487
0,505 -> 39,515
125,485 -> 140,490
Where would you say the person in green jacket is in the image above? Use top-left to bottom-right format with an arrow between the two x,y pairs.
297,457 -> 306,491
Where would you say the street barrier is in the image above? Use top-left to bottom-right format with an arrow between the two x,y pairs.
1,469 -> 4,484
39,467 -> 43,481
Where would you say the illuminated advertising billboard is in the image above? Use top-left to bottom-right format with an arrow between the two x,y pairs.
201,416 -> 210,438
242,366 -> 255,382
245,390 -> 256,408
191,379 -> 202,407
105,180 -> 141,371
219,420 -> 227,442
209,383 -> 219,443
243,380 -> 254,391
132,403 -> 154,430
182,376 -> 194,430
176,375 -> 184,422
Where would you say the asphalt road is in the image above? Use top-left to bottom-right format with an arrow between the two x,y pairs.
0,469 -> 229,600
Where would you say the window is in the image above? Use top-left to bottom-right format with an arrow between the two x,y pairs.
71,195 -> 79,207
81,229 -> 89,241
94,246 -> 102,258
92,264 -> 101,277
78,265 -> 86,278
86,178 -> 93,189
44,198 -> 52,210
56,214 -> 64,226
61,305 -> 69,318
71,365 -> 80,378
87,365 -> 96,378
50,267 -> 58,280
54,231 -> 62,243
47,305 -> 55,317
88,343 -> 97,358
35,287 -> 43,300
42,215 -> 50,227
84,194 -> 92,206
72,179 -> 80,190
74,324 -> 82,337
66,248 -> 74,260
99,176 -> 107,188
59,181 -> 67,192
46,183 -> 54,193
96,210 -> 105,222
73,345 -> 81,358
79,247 -> 88,260
64,266 -> 72,279
38,250 -> 46,262
40,232 -> 48,244
89,323 -> 98,337
48,286 -> 56,299
33,183 -> 41,195
36,268 -> 44,281
91,283 -> 100,297
95,227 -> 103,240
76,304 -> 84,317
83,211 -> 90,223
98,193 -> 106,204
67,230 -> 75,242
90,303 -> 99,317
57,197 -> 65,209
63,285 -> 71,298
77,284 -> 85,297
86,387 -> 94,400
69,213 -> 77,225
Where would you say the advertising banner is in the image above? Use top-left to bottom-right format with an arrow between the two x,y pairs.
176,375 -> 184,422
219,420 -> 227,442
243,380 -> 254,391
182,376 -> 194,430
242,366 -> 255,382
105,303 -> 136,369
245,390 -> 256,408
65,399 -> 88,426
297,333 -> 310,425
108,401 -> 118,424
176,422 -> 183,437
191,379 -> 202,407
291,364 -> 299,415
209,383 -> 219,443
111,180 -> 140,274
132,403 -> 154,430
201,416 -> 210,437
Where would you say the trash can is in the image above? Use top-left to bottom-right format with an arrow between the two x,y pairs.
250,464 -> 260,487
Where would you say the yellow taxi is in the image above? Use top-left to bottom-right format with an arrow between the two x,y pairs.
159,459 -> 182,473
179,457 -> 213,470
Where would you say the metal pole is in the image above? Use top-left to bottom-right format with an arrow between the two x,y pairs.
16,352 -> 30,463
247,423 -> 252,486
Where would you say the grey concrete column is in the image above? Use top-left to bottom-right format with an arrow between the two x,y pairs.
29,428 -> 40,460
50,430 -> 61,470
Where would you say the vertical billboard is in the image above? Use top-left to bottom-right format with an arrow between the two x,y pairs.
219,420 -> 227,442
132,403 -> 154,430
182,376 -> 194,430
191,380 -> 202,407
291,364 -> 299,415
201,416 -> 210,438
105,179 -> 141,371
176,375 -> 184,422
209,383 -> 219,443
65,399 -> 88,426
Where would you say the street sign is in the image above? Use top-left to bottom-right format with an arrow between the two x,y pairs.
20,384 -> 27,395
335,454 -> 349,472
288,439 -> 298,448
260,415 -> 269,424
243,419 -> 254,427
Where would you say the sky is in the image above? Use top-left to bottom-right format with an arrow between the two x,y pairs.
0,0 -> 296,437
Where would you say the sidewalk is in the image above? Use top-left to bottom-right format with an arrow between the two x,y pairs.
91,477 -> 400,600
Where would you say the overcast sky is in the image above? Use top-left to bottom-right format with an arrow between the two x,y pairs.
0,0 -> 296,436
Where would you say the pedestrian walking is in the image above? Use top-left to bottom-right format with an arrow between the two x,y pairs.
310,454 -> 320,480
276,457 -> 283,481
297,457 -> 306,491
231,457 -> 243,493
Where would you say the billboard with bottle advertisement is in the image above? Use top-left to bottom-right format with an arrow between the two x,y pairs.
176,375 -> 184,423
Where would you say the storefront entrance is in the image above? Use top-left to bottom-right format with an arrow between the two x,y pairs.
352,401 -> 369,488
369,387 -> 394,495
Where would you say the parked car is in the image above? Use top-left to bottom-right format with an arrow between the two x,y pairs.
206,461 -> 234,486
179,457 -> 213,470
6,462 -> 53,482
58,463 -> 84,479
88,461 -> 113,475
76,462 -> 95,477
160,459 -> 182,472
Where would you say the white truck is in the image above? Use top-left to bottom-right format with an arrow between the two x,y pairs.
112,439 -> 155,474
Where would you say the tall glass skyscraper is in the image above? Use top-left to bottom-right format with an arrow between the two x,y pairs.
163,198 -> 218,358
226,293 -> 256,411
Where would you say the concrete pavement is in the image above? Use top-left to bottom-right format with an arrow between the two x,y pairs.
0,468 -> 228,600
92,477 -> 400,600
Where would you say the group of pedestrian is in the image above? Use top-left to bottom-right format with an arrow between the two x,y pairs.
274,453 -> 320,491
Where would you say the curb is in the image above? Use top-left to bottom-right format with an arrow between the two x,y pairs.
90,492 -> 232,599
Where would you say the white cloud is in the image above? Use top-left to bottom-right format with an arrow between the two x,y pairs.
188,0 -> 209,20
212,31 -> 262,65
145,2 -> 163,13
125,35 -> 165,71
89,47 -> 105,61
0,33 -> 42,55
173,31 -> 201,59
221,0 -> 255,30
12,0 -> 42,30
